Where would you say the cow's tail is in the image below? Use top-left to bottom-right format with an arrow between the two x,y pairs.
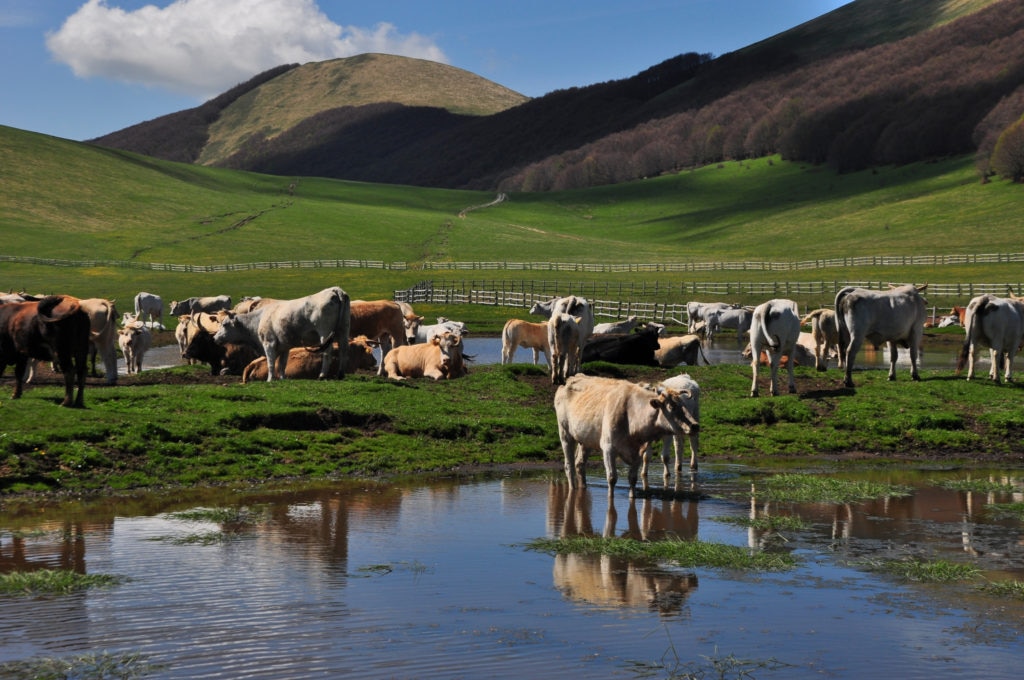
833,287 -> 856,353
956,296 -> 990,373
759,302 -> 781,349
334,288 -> 351,378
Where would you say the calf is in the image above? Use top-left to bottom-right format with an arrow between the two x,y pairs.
118,321 -> 152,375
501,318 -> 550,366
242,336 -> 378,383
640,374 -> 701,475
749,298 -> 801,397
548,312 -> 583,385
0,295 -> 91,407
383,331 -> 464,380
553,374 -> 699,497
654,334 -> 703,367
801,308 -> 842,372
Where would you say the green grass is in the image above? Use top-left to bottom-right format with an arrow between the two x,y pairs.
2,361 -> 1022,497
756,474 -> 913,504
525,535 -> 797,571
0,651 -> 160,680
860,557 -> 982,583
0,569 -> 126,595
4,125 -> 1024,312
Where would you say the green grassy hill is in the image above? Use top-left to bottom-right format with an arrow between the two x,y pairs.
2,125 -> 1022,319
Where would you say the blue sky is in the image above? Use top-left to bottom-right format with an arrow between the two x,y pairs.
1,1 -> 849,142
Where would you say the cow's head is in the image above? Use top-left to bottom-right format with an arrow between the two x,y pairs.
404,314 -> 424,343
651,387 -> 699,435
434,331 -> 463,372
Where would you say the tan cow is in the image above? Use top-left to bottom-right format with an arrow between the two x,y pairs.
382,331 -> 465,380
351,299 -> 408,375
553,374 -> 699,497
79,298 -> 120,384
241,336 -> 379,383
501,318 -> 550,366
801,308 -> 842,371
654,334 -> 702,367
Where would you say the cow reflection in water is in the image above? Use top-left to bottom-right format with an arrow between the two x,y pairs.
547,482 -> 699,616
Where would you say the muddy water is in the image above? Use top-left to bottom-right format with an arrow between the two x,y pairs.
2,467 -> 1023,679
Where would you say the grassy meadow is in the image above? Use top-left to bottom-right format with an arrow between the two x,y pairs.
3,125 -> 1024,497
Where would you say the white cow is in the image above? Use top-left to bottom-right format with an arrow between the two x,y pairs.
640,374 -> 701,475
553,374 -> 699,497
405,316 -> 466,344
118,320 -> 152,375
169,295 -> 232,316
133,291 -> 163,328
686,301 -> 740,333
749,298 -> 801,397
213,286 -> 351,382
592,316 -> 639,335
835,284 -> 927,387
501,318 -> 550,366
704,306 -> 753,347
548,312 -> 583,385
79,298 -> 120,384
957,294 -> 1024,383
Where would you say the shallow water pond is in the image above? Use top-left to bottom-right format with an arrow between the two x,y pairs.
1,466 -> 1023,679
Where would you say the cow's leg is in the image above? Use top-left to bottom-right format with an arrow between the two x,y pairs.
559,432 -> 580,487
601,445 -> 618,495
886,341 -> 900,381
263,346 -> 278,381
785,347 -> 797,394
1005,349 -> 1017,383
11,357 -> 28,399
686,431 -> 699,471
749,344 -> 761,397
626,456 -> 641,498
101,344 -> 117,385
768,352 -> 781,397
990,348 -> 1001,383
843,336 -> 862,387
908,336 -> 921,382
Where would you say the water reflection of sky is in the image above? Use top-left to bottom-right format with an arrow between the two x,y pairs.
2,470 -> 1023,678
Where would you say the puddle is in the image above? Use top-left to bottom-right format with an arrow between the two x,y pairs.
1,467 -> 1022,678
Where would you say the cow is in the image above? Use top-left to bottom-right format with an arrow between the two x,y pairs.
580,326 -> 660,366
548,312 -> 583,385
0,295 -> 91,407
553,374 -> 699,497
118,319 -> 151,375
78,298 -> 119,384
169,295 -> 232,316
835,284 -> 927,387
704,306 -> 753,347
654,334 -> 703,368
350,299 -> 407,375
639,374 -> 701,476
956,294 -> 1024,383
743,332 -> 816,368
749,298 -> 801,397
592,316 -> 639,335
242,336 -> 379,383
801,308 -> 842,372
133,292 -> 163,328
405,317 -> 467,344
531,296 -> 595,340
213,286 -> 351,382
501,318 -> 550,366
175,315 -> 197,365
686,301 -> 740,333
382,331 -> 465,380
181,313 -> 260,376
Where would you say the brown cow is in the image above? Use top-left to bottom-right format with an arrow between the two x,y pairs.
241,336 -> 379,383
654,334 -> 702,367
382,331 -> 465,380
0,295 -> 91,407
181,312 -> 260,376
553,374 -> 699,497
351,300 -> 408,375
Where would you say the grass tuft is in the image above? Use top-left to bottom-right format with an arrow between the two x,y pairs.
757,474 -> 912,504
860,557 -> 981,582
0,569 -> 127,596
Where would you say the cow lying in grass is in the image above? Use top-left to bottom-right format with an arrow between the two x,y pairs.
241,336 -> 379,383
383,331 -> 466,380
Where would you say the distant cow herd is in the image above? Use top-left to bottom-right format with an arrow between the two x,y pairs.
3,283 -> 1022,497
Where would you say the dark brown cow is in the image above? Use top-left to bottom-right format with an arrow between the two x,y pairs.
181,313 -> 260,376
0,295 -> 91,407
351,300 -> 407,375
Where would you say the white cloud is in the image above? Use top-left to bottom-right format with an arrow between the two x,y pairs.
45,0 -> 447,98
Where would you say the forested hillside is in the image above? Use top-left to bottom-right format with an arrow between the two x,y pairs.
87,0 -> 1024,191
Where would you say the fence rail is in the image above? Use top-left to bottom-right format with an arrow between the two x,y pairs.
395,280 -> 1024,324
6,252 -> 1024,275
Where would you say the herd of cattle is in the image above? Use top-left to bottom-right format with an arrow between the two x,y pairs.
3,283 -> 1024,496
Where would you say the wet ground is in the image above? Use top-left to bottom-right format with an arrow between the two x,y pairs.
2,467 -> 1022,678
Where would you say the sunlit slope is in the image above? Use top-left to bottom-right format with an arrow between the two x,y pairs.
3,126 -> 1023,270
